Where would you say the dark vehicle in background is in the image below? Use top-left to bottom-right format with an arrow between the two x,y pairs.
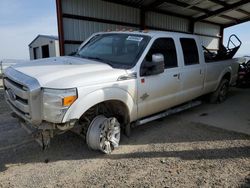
237,56 -> 250,87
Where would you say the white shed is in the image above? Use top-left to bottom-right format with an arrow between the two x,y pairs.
29,35 -> 60,60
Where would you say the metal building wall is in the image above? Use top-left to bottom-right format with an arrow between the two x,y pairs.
58,0 -> 222,55
61,0 -> 140,24
194,22 -> 221,51
60,0 -> 140,54
63,18 -> 138,54
145,12 -> 190,33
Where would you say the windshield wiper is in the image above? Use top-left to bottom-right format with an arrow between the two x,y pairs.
80,56 -> 114,67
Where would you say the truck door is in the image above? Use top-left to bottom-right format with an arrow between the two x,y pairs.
137,38 -> 181,119
178,38 -> 205,103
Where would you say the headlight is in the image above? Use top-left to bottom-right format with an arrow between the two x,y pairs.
42,88 -> 77,123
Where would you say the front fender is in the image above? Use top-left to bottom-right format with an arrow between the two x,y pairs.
62,87 -> 137,123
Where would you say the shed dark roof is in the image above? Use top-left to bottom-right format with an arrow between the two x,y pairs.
104,0 -> 250,27
29,35 -> 58,46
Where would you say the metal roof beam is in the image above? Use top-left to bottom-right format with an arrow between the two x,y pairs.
208,0 -> 250,17
236,9 -> 250,17
164,0 -> 238,21
163,0 -> 210,14
195,0 -> 250,22
219,15 -> 240,22
224,16 -> 250,28
208,0 -> 227,6
145,0 -> 166,9
102,0 -> 223,28
102,0 -> 141,8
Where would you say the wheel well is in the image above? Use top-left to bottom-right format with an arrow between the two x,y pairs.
80,100 -> 130,128
222,72 -> 231,81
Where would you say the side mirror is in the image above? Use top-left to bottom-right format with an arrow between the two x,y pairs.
141,53 -> 165,76
152,53 -> 164,64
151,53 -> 165,75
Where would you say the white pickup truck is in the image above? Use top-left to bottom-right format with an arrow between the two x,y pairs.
3,31 -> 239,154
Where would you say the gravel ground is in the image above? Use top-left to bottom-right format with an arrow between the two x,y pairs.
0,88 -> 249,188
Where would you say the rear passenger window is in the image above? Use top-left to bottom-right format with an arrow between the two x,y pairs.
180,38 -> 199,65
146,38 -> 178,68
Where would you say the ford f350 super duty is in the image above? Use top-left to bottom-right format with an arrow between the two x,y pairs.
3,31 -> 239,154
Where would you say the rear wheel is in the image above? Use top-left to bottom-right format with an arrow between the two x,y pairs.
209,79 -> 230,103
86,115 -> 121,154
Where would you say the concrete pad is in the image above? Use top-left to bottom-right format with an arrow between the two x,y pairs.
180,88 -> 250,135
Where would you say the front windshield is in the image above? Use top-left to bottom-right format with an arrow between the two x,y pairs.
76,33 -> 150,69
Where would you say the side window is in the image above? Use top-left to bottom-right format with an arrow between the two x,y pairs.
180,38 -> 199,65
145,38 -> 178,69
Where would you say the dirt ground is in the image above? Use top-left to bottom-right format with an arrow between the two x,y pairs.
0,86 -> 249,188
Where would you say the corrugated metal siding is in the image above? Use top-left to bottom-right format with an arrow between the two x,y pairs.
61,0 -> 140,54
194,22 -> 220,37
61,0 -> 140,24
194,22 -> 220,50
158,2 -> 200,16
63,18 -> 138,54
65,44 -> 81,55
197,36 -> 219,51
60,0 -> 225,54
145,12 -> 190,32
63,18 -> 138,41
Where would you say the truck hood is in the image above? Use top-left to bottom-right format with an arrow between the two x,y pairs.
12,56 -> 127,88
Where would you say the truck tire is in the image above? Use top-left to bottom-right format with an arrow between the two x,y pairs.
209,78 -> 230,103
86,115 -> 121,154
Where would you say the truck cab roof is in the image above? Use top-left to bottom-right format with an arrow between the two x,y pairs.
95,30 -> 198,39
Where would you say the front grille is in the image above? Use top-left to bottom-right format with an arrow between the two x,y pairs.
4,77 -> 31,119
3,67 -> 42,125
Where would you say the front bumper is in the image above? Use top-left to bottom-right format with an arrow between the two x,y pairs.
12,112 -> 77,149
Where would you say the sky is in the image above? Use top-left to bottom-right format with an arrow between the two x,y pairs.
0,0 -> 249,60
224,22 -> 250,57
0,0 -> 58,60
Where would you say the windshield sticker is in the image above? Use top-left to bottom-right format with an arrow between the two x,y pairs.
127,36 -> 143,42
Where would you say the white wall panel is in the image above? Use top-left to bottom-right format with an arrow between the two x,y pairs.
194,22 -> 221,50
64,44 -> 81,55
63,18 -> 138,41
194,22 -> 220,37
197,36 -> 220,51
145,11 -> 190,32
63,18 -> 138,54
61,0 -> 140,24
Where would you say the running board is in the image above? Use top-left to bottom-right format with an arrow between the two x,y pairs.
135,101 -> 202,126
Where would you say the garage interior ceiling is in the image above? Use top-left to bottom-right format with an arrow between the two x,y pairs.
104,0 -> 250,27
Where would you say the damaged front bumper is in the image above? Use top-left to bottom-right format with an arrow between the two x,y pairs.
12,112 -> 77,149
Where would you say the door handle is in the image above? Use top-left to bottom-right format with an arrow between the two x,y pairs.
173,73 -> 180,79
